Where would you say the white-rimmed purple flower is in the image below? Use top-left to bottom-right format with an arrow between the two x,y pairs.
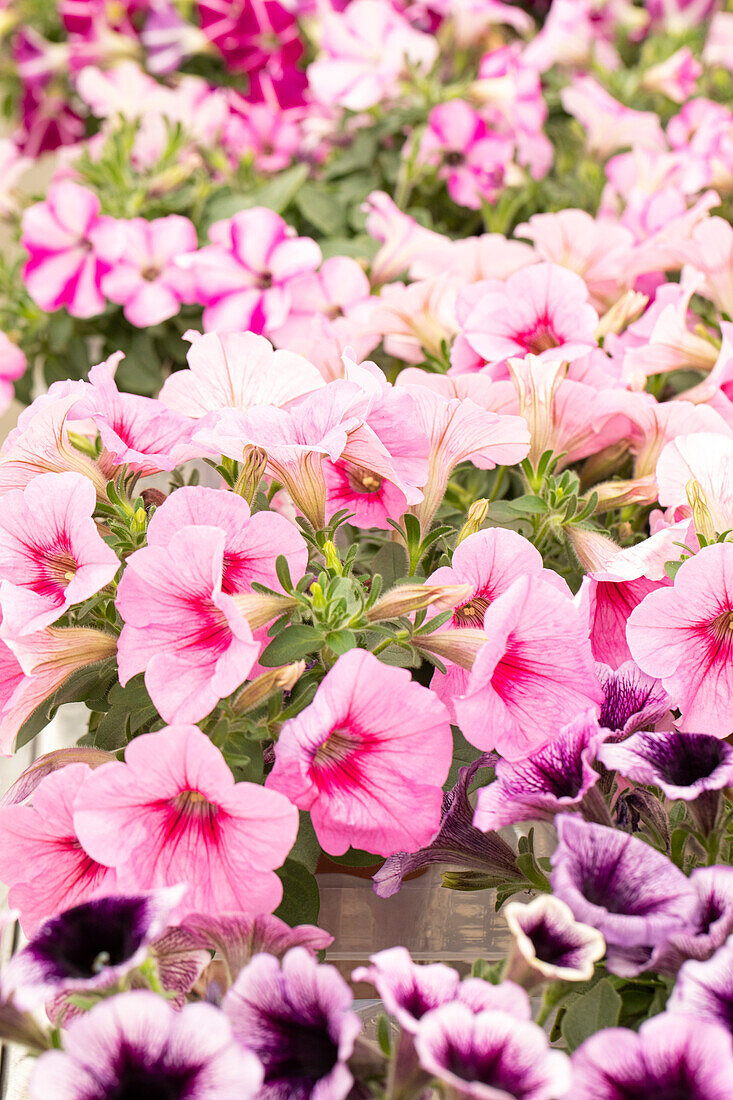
571,1013 -> 733,1099
223,948 -> 361,1100
653,867 -> 733,975
503,896 -> 606,987
597,661 -> 671,740
2,888 -> 183,1010
353,946 -> 530,1033
473,712 -> 609,832
415,1003 -> 572,1100
29,991 -> 262,1100
668,937 -> 733,1031
372,756 -> 523,899
550,817 -> 698,973
599,731 -> 733,801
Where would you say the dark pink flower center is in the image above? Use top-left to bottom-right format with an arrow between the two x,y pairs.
515,314 -> 562,355
312,727 -> 364,793
32,539 -> 78,599
707,608 -> 733,661
164,789 -> 221,844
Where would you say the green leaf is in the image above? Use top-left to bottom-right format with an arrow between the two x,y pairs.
295,183 -> 347,236
203,164 -> 309,226
287,811 -> 322,872
14,657 -> 118,752
507,495 -> 550,515
370,542 -> 408,589
327,847 -> 383,868
324,629 -> 357,656
274,859 -> 320,926
258,625 -> 324,667
561,979 -> 622,1052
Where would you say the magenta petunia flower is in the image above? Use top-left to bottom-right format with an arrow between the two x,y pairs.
0,763 -> 117,934
74,725 -> 298,919
0,471 -> 119,639
454,575 -> 603,760
29,991 -> 262,1100
190,207 -> 321,335
21,181 -> 110,319
266,648 -> 453,857
421,99 -> 515,210
116,526 -> 260,723
626,543 -> 733,736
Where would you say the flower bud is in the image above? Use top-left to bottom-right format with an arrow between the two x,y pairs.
565,525 -> 620,572
367,583 -> 472,622
686,478 -> 717,542
230,592 -> 298,630
456,499 -> 490,545
232,663 -> 306,715
233,445 -> 268,506
411,627 -> 488,670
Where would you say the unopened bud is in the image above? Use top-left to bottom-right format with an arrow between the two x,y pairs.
595,291 -> 648,339
323,540 -> 342,575
131,506 -> 147,533
686,478 -> 716,542
411,627 -> 488,670
456,499 -> 490,545
367,583 -> 472,623
565,526 -> 620,573
141,488 -> 167,511
233,445 -> 268,505
231,592 -> 298,630
232,662 -> 306,715
592,476 -> 658,513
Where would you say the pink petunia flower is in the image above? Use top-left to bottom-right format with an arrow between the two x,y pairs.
266,648 -> 453,857
626,543 -> 733,736
116,526 -> 260,724
560,75 -> 667,158
93,214 -> 198,327
0,764 -> 117,934
459,262 -> 599,372
421,100 -> 515,210
158,330 -> 324,419
642,48 -> 701,103
0,471 -> 119,639
454,575 -> 604,760
0,331 -> 26,415
74,725 -> 299,917
189,207 -> 321,335
21,181 -> 110,319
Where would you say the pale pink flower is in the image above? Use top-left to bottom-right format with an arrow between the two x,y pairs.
421,100 -> 516,210
656,432 -> 733,538
367,275 -> 461,364
93,215 -> 198,327
704,12 -> 733,71
266,648 -> 453,857
678,216 -> 733,318
146,486 -> 308,594
74,725 -> 298,917
459,263 -> 599,372
0,139 -> 31,217
620,392 -> 731,480
307,0 -> 438,111
224,97 -> 302,172
0,471 -> 119,638
74,61 -> 164,120
454,576 -> 603,760
521,0 -> 631,73
0,626 -> 117,756
190,206 -> 321,335
0,764 -> 117,934
116,526 -> 260,724
627,543 -> 733,735
362,190 -> 454,285
21,181 -> 110,319
621,274 -> 720,383
642,48 -> 701,103
0,332 -> 26,414
159,330 -> 324,419
560,76 -> 667,158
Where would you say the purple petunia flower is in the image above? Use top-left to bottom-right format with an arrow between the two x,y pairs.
372,756 -> 523,899
415,1003 -> 572,1100
473,711 -> 609,831
353,946 -> 530,1033
668,937 -> 733,1031
596,661 -> 671,741
2,888 -> 183,1010
652,867 -> 733,976
571,1013 -> 733,1099
550,816 -> 697,973
503,895 -> 606,986
222,947 -> 361,1100
29,991 -> 262,1100
598,730 -> 733,801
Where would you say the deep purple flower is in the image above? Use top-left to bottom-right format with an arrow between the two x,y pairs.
415,1003 -> 572,1100
550,817 -> 698,972
2,888 -> 182,1010
652,867 -> 733,975
571,1013 -> 733,1099
372,755 -> 523,899
599,731 -> 733,801
353,946 -> 530,1033
503,896 -> 606,986
223,947 -> 361,1100
29,991 -> 262,1100
473,712 -> 608,831
597,661 -> 671,740
668,938 -> 733,1031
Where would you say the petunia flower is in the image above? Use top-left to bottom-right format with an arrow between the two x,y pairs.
473,712 -> 608,830
266,648 -> 453,857
158,330 -> 324,419
0,471 -> 120,638
73,725 -> 298,919
652,866 -> 733,975
0,764 -> 117,934
598,730 -> 733,803
223,948 -> 361,1100
550,816 -> 698,975
414,1003 -> 572,1100
668,936 -> 733,1032
596,660 -> 672,739
115,526 -> 260,724
454,575 -> 603,760
421,99 -> 516,210
2,888 -> 184,1010
626,542 -> 733,736
29,991 -> 262,1100
503,896 -> 606,986
570,1013 -> 733,1100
